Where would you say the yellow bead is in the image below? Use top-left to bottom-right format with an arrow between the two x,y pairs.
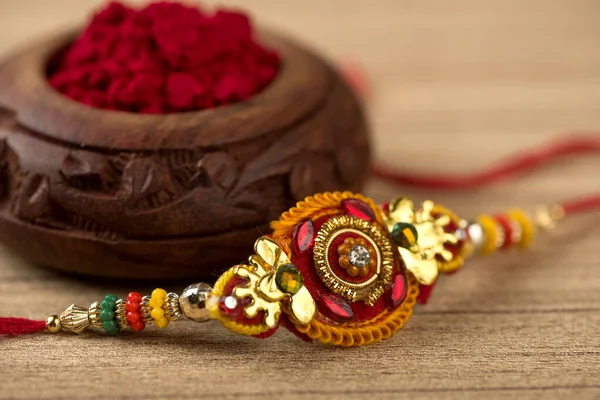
508,209 -> 535,249
155,317 -> 169,329
151,307 -> 164,320
477,214 -> 499,256
152,288 -> 167,299
149,298 -> 162,308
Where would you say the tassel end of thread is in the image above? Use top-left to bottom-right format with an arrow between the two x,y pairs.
0,317 -> 48,336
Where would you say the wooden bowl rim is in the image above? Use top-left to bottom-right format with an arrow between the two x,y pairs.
0,28 -> 331,151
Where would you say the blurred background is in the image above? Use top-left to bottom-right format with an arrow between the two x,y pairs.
1,0 -> 600,213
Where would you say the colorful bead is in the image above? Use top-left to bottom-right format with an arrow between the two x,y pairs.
391,222 -> 419,250
99,309 -> 115,321
275,264 -> 304,295
154,317 -> 168,329
508,209 -> 535,248
477,209 -> 536,254
494,215 -> 514,250
102,320 -> 119,336
150,288 -> 169,329
477,215 -> 499,255
100,293 -> 119,336
179,283 -> 212,322
151,307 -> 165,319
125,291 -> 145,332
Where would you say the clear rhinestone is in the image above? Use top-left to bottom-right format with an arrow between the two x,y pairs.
348,245 -> 371,267
224,296 -> 238,310
455,227 -> 467,241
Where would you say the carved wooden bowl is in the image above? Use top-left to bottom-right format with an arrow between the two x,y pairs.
0,29 -> 370,279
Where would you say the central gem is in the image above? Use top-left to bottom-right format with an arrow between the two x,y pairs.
348,245 -> 371,267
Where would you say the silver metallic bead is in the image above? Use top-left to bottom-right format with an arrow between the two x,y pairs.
466,221 -> 485,251
179,283 -> 213,322
165,292 -> 182,321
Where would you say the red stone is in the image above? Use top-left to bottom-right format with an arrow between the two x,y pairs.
292,218 -> 315,254
127,292 -> 142,303
317,293 -> 355,322
341,198 -> 375,221
130,321 -> 145,332
126,311 -> 140,323
417,280 -> 437,305
387,273 -> 408,308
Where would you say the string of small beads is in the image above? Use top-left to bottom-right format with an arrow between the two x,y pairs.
469,208 -> 536,256
125,292 -> 145,332
46,283 -> 214,335
149,288 -> 170,329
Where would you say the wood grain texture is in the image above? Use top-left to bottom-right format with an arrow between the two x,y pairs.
1,0 -> 600,399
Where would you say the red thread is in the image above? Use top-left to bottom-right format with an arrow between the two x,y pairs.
560,195 -> 600,216
48,2 -> 279,114
0,317 -> 46,336
340,60 -> 600,217
372,136 -> 600,190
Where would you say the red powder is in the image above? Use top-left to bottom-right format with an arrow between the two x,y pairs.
48,2 -> 280,114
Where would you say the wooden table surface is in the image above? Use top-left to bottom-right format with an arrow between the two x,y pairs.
2,1 -> 600,399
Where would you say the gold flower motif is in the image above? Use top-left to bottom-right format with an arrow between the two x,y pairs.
337,237 -> 376,277
384,197 -> 459,285
234,237 -> 316,327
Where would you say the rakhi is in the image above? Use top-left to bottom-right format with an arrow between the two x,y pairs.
2,138 -> 600,346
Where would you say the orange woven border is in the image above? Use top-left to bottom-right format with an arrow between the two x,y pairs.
271,191 -> 386,254
292,273 -> 419,346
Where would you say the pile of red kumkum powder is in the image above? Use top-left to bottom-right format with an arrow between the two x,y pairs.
49,2 -> 280,113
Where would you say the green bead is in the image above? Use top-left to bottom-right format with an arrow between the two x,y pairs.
101,293 -> 118,309
100,309 -> 115,322
101,299 -> 115,309
275,264 -> 304,295
102,320 -> 119,336
392,222 -> 419,250
105,293 -> 118,302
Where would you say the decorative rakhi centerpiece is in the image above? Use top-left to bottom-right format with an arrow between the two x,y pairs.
206,192 -> 467,346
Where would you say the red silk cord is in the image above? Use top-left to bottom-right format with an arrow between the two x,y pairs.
339,60 -> 600,217
0,318 -> 46,336
372,135 -> 600,216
